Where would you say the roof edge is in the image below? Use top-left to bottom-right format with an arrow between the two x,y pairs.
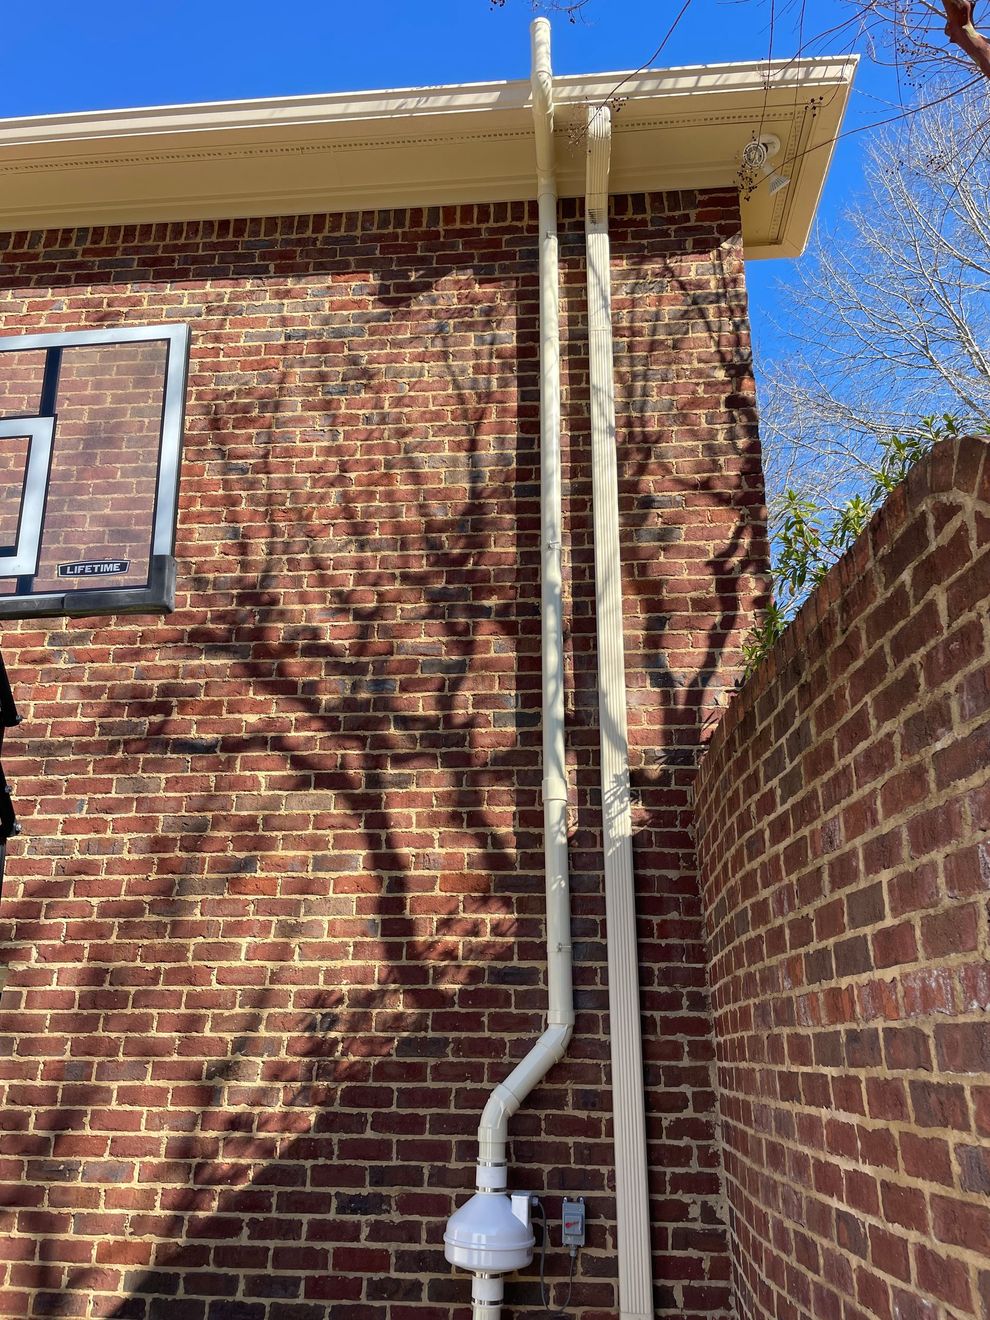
0,55 -> 858,257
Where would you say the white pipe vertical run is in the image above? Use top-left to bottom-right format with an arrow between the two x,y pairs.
451,26 -> 572,1319
585,103 -> 654,1320
471,4 -> 574,1210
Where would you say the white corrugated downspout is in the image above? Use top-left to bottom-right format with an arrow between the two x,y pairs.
585,102 -> 654,1319
444,19 -> 574,1320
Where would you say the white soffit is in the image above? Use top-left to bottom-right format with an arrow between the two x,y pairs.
0,56 -> 856,259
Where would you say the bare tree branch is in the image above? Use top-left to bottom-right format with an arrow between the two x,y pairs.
758,85 -> 990,517
526,0 -> 990,86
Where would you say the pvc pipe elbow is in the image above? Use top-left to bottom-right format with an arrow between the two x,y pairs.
476,1022 -> 573,1165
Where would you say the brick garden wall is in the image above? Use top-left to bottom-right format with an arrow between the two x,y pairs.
0,194 -> 766,1319
695,435 -> 990,1320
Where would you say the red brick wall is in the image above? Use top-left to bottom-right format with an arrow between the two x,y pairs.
0,194 -> 765,1319
695,436 -> 990,1320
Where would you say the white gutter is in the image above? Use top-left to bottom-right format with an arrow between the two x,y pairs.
0,56 -> 858,146
585,103 -> 654,1320
444,19 -> 574,1320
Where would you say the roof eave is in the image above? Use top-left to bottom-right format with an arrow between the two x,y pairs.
0,56 -> 857,257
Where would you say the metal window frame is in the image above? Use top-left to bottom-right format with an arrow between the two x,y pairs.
0,323 -> 189,618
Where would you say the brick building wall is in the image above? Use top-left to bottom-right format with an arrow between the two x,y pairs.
0,193 -> 766,1319
695,435 -> 990,1320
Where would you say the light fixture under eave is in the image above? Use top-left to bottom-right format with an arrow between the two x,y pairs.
739,133 -> 791,200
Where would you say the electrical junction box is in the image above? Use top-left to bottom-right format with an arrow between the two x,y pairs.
561,1197 -> 585,1248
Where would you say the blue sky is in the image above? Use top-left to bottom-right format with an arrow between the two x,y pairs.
0,0 -> 905,368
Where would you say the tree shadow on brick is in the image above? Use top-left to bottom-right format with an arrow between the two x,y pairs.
0,197 -> 764,1320
0,210 -> 610,1319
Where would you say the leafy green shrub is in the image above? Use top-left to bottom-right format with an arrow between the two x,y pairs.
741,417 -> 987,680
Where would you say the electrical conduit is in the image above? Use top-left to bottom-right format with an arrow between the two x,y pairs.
584,102 -> 654,1319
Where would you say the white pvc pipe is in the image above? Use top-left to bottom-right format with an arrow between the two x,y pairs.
584,102 -> 654,1320
475,16 -> 574,1188
472,1273 -> 502,1320
453,25 -> 574,1320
